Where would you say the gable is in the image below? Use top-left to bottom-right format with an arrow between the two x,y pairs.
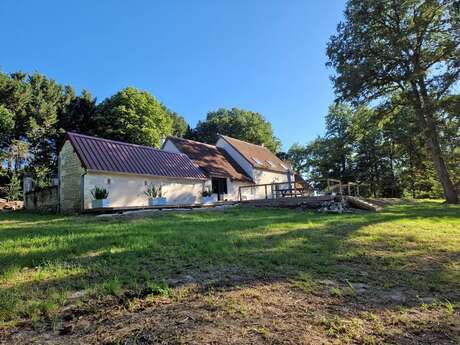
217,135 -> 290,173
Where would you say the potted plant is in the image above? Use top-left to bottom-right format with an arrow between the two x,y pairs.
202,188 -> 217,204
145,184 -> 167,206
91,186 -> 109,208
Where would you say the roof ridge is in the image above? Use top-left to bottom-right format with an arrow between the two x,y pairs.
167,136 -> 218,149
68,132 -> 188,157
219,134 -> 271,150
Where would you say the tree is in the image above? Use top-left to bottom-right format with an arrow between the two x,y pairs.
25,73 -> 72,171
324,104 -> 355,182
6,173 -> 21,201
57,89 -> 97,138
165,109 -> 190,138
0,105 -> 14,144
327,0 -> 460,203
94,87 -> 172,147
192,108 -> 281,152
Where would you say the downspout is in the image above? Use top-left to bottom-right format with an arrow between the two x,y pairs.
80,171 -> 87,213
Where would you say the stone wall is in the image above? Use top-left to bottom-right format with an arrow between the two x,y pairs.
24,186 -> 58,212
59,140 -> 85,213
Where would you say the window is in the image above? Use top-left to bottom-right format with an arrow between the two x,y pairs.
251,157 -> 262,165
266,160 -> 275,167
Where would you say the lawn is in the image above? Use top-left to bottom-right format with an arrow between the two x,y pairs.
0,201 -> 459,344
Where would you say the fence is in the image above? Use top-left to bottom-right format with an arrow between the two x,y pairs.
239,179 -> 365,202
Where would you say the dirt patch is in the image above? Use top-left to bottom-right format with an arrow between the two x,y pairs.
2,278 -> 458,345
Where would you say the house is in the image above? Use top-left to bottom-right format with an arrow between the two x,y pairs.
58,132 -> 295,212
58,133 -> 207,213
163,134 -> 293,201
161,136 -> 253,201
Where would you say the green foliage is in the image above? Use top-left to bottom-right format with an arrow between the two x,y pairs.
327,0 -> 460,202
167,110 -> 190,138
6,173 -> 21,201
191,107 -> 281,152
33,166 -> 52,190
144,184 -> 162,198
146,280 -> 172,297
0,105 -> 14,142
285,102 -> 457,198
94,87 -> 173,148
91,186 -> 109,200
202,188 -> 212,197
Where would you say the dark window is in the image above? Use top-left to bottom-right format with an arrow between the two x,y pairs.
212,178 -> 227,198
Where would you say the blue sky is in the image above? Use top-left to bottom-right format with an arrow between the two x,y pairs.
1,0 -> 345,151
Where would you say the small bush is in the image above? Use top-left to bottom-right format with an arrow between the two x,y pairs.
91,186 -> 109,200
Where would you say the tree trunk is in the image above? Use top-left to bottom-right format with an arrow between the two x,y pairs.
412,82 -> 458,203
423,113 -> 458,203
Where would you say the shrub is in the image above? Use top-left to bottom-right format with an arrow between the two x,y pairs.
202,188 -> 213,197
144,184 -> 162,198
91,186 -> 109,200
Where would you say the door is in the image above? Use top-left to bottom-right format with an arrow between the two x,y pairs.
211,177 -> 228,201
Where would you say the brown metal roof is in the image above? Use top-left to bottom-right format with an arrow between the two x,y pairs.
67,133 -> 207,180
163,137 -> 253,182
218,135 -> 291,173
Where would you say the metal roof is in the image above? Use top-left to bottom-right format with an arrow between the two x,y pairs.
67,132 -> 207,180
163,137 -> 253,182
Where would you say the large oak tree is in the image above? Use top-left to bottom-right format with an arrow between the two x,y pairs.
327,0 -> 460,203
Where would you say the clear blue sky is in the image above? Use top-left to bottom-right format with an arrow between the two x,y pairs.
1,0 -> 345,151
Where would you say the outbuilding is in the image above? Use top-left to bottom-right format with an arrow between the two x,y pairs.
58,133 -> 207,213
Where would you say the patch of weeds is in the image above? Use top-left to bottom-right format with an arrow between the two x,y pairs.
330,287 -> 342,297
0,291 -> 19,323
292,272 -> 317,294
101,277 -> 123,297
362,335 -> 378,345
24,299 -> 60,329
146,280 -> 171,297
443,299 -> 455,315
0,265 -> 19,282
224,300 -> 249,316
254,326 -> 270,339
320,316 -> 348,337
320,316 -> 365,340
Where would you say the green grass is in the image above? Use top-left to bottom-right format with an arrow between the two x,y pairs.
0,201 -> 459,330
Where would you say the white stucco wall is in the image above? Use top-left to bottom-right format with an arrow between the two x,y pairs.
162,140 -> 182,154
216,137 -> 255,179
83,172 -> 205,209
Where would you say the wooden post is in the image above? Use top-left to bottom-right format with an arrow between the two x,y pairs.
348,183 -> 351,196
356,184 -> 360,197
265,185 -> 268,199
239,186 -> 242,202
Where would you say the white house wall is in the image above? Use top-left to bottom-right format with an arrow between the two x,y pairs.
162,140 -> 182,154
83,172 -> 205,209
216,137 -> 254,179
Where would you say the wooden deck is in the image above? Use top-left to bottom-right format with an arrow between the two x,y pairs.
82,201 -> 239,214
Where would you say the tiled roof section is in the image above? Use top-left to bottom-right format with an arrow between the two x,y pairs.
219,135 -> 291,173
67,133 -> 207,180
165,137 -> 253,182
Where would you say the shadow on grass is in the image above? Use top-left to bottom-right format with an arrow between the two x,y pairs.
0,203 -> 459,333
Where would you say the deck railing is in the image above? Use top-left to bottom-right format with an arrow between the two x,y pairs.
238,179 -> 364,202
